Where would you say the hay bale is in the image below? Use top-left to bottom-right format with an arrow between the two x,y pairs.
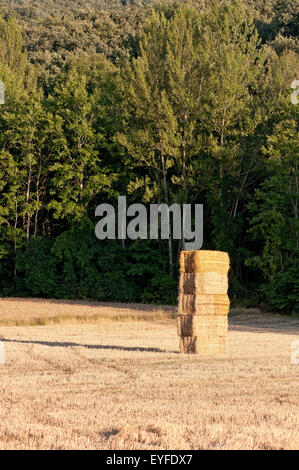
178,250 -> 230,355
177,314 -> 228,337
180,250 -> 229,274
178,293 -> 229,305
178,293 -> 230,315
178,293 -> 230,305
179,272 -> 229,295
179,336 -> 226,354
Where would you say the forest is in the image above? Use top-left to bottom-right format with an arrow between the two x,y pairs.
0,0 -> 298,312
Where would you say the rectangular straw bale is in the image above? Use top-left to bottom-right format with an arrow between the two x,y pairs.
178,293 -> 230,305
179,336 -> 193,353
177,315 -> 228,336
180,250 -> 230,274
179,336 -> 226,354
178,293 -> 230,315
179,272 -> 228,295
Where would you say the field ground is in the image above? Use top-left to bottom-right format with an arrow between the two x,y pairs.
0,297 -> 176,326
0,298 -> 299,450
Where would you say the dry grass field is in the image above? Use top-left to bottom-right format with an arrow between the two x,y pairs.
0,297 -> 176,326
0,298 -> 299,450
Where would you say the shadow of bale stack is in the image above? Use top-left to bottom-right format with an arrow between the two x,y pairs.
178,250 -> 230,354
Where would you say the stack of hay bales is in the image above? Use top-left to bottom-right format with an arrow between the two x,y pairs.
178,250 -> 230,354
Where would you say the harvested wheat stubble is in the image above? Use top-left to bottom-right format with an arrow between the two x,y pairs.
180,250 -> 230,274
177,315 -> 228,337
178,294 -> 230,315
179,272 -> 228,295
179,335 -> 226,354
0,298 -> 176,326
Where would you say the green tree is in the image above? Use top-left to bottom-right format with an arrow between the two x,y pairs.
247,105 -> 299,312
119,9 -> 181,273
191,0 -> 271,297
0,17 -> 49,278
47,59 -> 116,222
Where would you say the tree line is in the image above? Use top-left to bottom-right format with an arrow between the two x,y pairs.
0,0 -> 298,312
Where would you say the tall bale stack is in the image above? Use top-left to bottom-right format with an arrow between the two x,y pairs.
178,250 -> 230,354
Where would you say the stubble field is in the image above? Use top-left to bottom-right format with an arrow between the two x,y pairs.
0,298 -> 298,450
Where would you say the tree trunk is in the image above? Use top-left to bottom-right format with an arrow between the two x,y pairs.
26,163 -> 32,244
161,150 -> 173,276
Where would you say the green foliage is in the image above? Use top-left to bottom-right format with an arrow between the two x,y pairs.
9,219 -> 175,304
0,0 -> 153,76
15,237 -> 57,297
259,263 -> 299,313
246,107 -> 298,312
141,273 -> 178,304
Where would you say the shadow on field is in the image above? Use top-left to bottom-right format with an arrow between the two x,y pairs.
229,325 -> 299,335
228,314 -> 299,336
2,338 -> 174,354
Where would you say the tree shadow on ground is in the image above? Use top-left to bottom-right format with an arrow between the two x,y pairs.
228,314 -> 299,336
2,338 -> 177,353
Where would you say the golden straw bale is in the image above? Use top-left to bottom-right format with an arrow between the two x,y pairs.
178,293 -> 229,305
179,272 -> 229,295
180,250 -> 230,274
179,336 -> 226,354
177,315 -> 228,337
178,250 -> 230,354
187,293 -> 228,305
178,293 -> 230,315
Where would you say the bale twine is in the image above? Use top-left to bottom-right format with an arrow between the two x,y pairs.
178,250 -> 230,354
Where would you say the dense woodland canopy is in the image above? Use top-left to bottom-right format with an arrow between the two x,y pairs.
0,0 -> 298,312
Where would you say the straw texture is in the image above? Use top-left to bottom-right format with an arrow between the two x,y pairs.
179,273 -> 228,295
177,315 -> 228,337
178,250 -> 230,355
179,336 -> 226,354
178,294 -> 230,315
180,250 -> 229,274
